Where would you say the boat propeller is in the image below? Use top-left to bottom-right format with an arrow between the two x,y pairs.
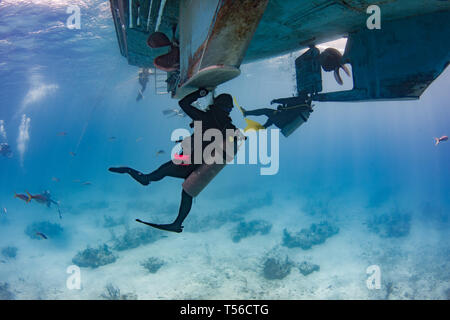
147,32 -> 172,48
319,47 -> 350,85
146,25 -> 180,72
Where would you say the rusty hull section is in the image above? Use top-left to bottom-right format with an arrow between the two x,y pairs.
179,0 -> 269,91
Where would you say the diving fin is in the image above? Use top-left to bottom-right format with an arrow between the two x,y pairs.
243,118 -> 265,132
233,97 -> 245,115
233,96 -> 264,132
136,219 -> 183,233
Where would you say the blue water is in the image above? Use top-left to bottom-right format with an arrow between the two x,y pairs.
0,1 -> 449,300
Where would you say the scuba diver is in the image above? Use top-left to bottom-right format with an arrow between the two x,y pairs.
109,88 -> 241,233
136,68 -> 151,102
239,93 -> 314,137
0,143 -> 12,158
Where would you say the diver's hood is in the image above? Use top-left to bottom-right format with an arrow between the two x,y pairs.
214,94 -> 233,113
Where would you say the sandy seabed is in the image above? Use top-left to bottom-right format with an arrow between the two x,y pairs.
1,191 -> 449,300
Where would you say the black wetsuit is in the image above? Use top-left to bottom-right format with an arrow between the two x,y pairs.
146,89 -> 237,181
245,105 -> 312,129
110,89 -> 237,232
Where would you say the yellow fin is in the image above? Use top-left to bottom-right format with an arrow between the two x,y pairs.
233,96 -> 245,115
234,96 -> 264,132
243,118 -> 265,132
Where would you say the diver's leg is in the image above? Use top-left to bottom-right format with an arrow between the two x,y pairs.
244,108 -> 274,117
108,166 -> 150,186
146,161 -> 195,181
136,189 -> 192,233
109,161 -> 194,186
262,118 -> 274,128
172,189 -> 193,227
136,90 -> 143,101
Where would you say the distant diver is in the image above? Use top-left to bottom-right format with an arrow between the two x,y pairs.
0,143 -> 12,158
434,135 -> 448,146
27,191 -> 62,219
239,94 -> 314,137
109,88 -> 242,233
319,47 -> 351,85
136,68 -> 151,102
162,108 -> 186,118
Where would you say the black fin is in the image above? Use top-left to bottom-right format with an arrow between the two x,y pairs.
136,219 -> 183,233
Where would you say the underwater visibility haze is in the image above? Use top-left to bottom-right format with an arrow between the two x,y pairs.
0,0 -> 449,300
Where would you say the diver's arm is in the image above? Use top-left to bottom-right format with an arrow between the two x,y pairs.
244,108 -> 275,117
178,89 -> 208,121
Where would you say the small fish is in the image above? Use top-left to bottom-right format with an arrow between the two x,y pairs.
57,132 -> 67,136
434,135 -> 448,146
108,136 -> 117,141
51,177 -> 60,182
14,192 -> 31,203
2,207 -> 6,215
156,150 -> 165,156
82,181 -> 92,186
36,232 -> 48,240
69,152 -> 76,157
